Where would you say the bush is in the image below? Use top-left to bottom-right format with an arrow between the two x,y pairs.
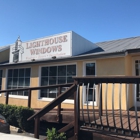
47,128 -> 66,140
0,104 -> 34,131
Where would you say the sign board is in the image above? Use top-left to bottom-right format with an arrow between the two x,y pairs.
9,32 -> 71,63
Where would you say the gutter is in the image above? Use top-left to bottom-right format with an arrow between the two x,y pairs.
0,51 -> 125,68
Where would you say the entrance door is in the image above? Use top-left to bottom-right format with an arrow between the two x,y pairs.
135,60 -> 140,106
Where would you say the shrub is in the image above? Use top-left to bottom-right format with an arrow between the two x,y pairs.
46,127 -> 66,140
0,104 -> 34,131
15,106 -> 34,131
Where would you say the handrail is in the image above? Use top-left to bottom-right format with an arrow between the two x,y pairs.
27,83 -> 78,139
0,83 -> 73,93
74,76 -> 140,138
28,84 -> 77,121
73,76 -> 140,84
1,83 -> 73,108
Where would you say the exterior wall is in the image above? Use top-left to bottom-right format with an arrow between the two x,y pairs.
0,68 -> 7,104
84,57 -> 127,110
0,55 -> 134,111
0,49 -> 9,63
125,55 -> 133,109
96,57 -> 125,76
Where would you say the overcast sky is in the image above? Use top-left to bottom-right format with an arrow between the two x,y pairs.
0,0 -> 140,46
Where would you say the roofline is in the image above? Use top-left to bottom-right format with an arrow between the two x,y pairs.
127,48 -> 140,54
0,51 -> 125,68
1,46 -> 140,68
0,46 -> 10,52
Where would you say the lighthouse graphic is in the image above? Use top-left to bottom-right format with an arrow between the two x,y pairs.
12,36 -> 24,62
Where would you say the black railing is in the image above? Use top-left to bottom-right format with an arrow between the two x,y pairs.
27,83 -> 79,139
74,76 -> 140,138
1,76 -> 140,139
0,83 -> 73,108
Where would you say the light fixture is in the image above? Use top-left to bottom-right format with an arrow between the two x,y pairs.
31,59 -> 35,62
52,56 -> 56,59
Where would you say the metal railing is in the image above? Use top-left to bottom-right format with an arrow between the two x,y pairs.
1,76 -> 140,139
74,76 -> 140,138
0,83 -> 73,108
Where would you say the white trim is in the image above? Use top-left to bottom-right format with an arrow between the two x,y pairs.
38,62 -> 77,103
83,60 -> 96,76
132,56 -> 140,106
0,70 -> 3,96
8,95 -> 28,99
82,85 -> 98,106
38,66 -> 41,99
38,98 -> 74,104
82,61 -> 97,106
4,69 -> 8,96
70,31 -> 72,56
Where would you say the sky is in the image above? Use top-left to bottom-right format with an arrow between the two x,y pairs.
0,0 -> 140,46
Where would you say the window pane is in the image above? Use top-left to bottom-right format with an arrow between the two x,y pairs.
86,89 -> 96,102
19,69 -> 24,77
48,88 -> 57,98
8,69 -> 13,77
49,93 -> 56,98
49,77 -> 56,85
40,64 -> 76,98
58,77 -> 66,84
18,91 -> 23,96
67,65 -> 76,76
24,91 -> 28,96
7,68 -> 30,96
0,70 -> 2,90
67,77 -> 74,83
41,89 -> 48,97
25,78 -> 30,86
41,67 -> 48,76
49,66 -> 57,76
0,70 -> 2,77
86,63 -> 95,75
13,78 -> 18,87
18,78 -> 24,87
7,86 -> 12,89
13,69 -> 18,77
7,78 -> 12,86
41,77 -> 48,86
25,68 -> 30,77
58,66 -> 66,76
12,91 -> 17,95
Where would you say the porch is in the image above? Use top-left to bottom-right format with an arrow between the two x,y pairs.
1,76 -> 140,140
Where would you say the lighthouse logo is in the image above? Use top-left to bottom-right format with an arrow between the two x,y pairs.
12,36 -> 24,62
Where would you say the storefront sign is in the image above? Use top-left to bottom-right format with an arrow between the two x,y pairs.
9,32 -> 71,63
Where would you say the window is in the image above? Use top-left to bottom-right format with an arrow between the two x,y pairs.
7,68 -> 31,96
40,64 -> 76,98
83,62 -> 97,105
135,60 -> 140,101
85,63 -> 95,75
0,70 -> 2,90
83,84 -> 97,105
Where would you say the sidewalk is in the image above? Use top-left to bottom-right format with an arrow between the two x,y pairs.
10,126 -> 46,140
0,132 -> 39,140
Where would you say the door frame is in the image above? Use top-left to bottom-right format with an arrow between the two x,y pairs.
132,56 -> 140,106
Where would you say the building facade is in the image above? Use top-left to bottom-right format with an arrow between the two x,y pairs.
0,31 -> 140,110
